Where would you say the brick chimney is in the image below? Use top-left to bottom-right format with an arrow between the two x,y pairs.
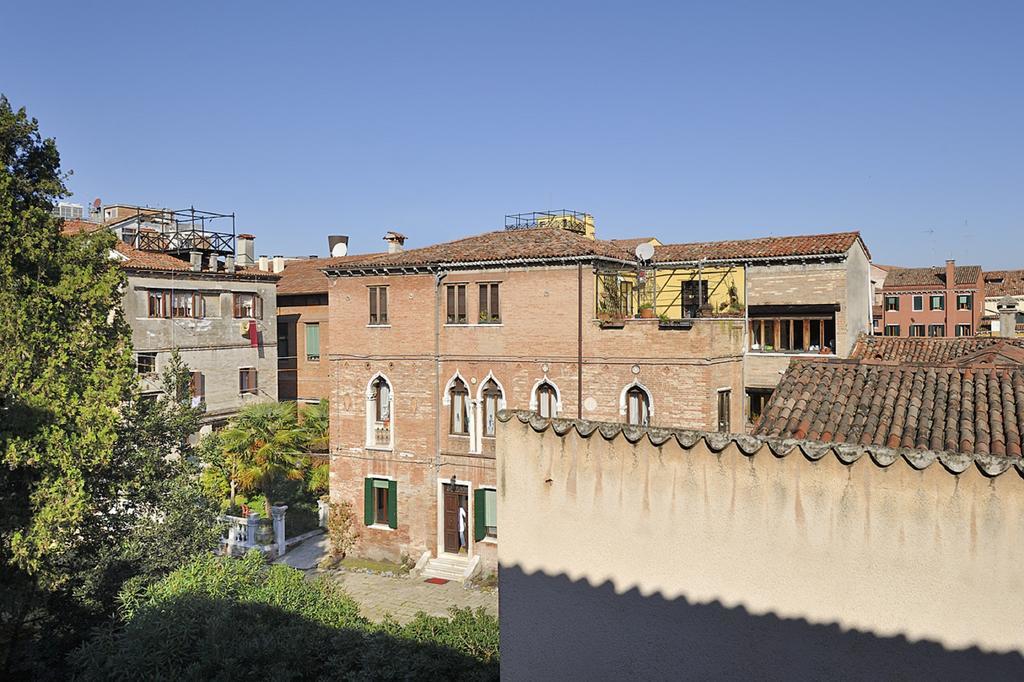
945,259 -> 955,332
384,231 -> 407,254
997,296 -> 1018,338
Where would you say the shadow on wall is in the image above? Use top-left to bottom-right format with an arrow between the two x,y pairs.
499,564 -> 1024,680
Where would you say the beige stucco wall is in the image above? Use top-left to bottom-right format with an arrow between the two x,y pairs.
497,416 -> 1024,678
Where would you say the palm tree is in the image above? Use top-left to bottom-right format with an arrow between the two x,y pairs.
220,402 -> 307,518
300,399 -> 330,454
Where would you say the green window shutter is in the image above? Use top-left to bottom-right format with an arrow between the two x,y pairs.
363,478 -> 374,526
387,479 -> 398,529
474,489 -> 487,542
485,489 -> 497,529
305,323 -> 320,357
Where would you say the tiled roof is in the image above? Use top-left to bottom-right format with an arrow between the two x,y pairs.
321,228 -> 635,272
883,265 -> 981,288
277,255 -> 382,294
984,270 -> 1024,298
61,220 -> 277,280
754,359 -> 1024,456
500,410 -> 1024,478
653,231 -> 865,263
610,237 -> 659,251
851,335 -> 1024,364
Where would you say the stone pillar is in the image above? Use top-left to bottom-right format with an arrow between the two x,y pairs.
271,505 -> 288,558
997,296 -> 1018,338
246,512 -> 260,548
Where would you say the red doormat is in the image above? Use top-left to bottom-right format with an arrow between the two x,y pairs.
424,577 -> 449,585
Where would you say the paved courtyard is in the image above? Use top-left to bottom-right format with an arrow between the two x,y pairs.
276,535 -> 497,624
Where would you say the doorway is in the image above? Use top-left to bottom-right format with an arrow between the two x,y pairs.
442,482 -> 468,555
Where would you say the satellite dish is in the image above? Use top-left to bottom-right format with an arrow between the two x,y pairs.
635,242 -> 655,262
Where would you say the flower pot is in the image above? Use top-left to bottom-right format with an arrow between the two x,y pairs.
639,307 -> 656,319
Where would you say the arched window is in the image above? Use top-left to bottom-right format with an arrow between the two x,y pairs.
625,385 -> 650,426
535,381 -> 558,419
449,377 -> 470,435
372,377 -> 391,422
481,379 -> 503,438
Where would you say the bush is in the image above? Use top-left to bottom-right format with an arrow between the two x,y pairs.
73,553 -> 499,680
321,500 -> 360,568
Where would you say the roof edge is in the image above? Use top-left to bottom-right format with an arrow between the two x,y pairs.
497,410 -> 1024,479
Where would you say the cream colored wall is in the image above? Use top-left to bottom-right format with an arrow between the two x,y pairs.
653,265 -> 743,317
497,416 -> 1024,678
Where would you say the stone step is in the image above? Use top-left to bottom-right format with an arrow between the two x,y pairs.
430,557 -> 470,568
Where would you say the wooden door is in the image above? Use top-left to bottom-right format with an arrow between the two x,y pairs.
443,483 -> 460,554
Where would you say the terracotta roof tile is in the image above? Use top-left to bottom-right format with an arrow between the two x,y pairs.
321,228 -> 634,272
653,231 -> 865,263
984,270 -> 1024,298
851,335 -> 1024,364
753,359 -> 1024,457
277,254 -> 383,294
883,265 -> 981,288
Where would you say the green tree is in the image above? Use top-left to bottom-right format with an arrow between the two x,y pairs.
0,95 -> 219,677
221,402 -> 308,517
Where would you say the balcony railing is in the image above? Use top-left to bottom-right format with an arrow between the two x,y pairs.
132,228 -> 235,255
373,421 -> 391,447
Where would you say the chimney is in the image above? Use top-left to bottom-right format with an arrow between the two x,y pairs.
384,231 -> 407,254
328,235 -> 349,258
997,296 -> 1018,338
258,255 -> 269,272
225,254 -> 236,274
273,256 -> 286,273
190,251 -> 202,272
208,253 -> 219,272
237,234 -> 256,266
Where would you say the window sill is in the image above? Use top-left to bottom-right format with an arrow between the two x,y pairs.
366,324 -> 391,328
478,537 -> 497,545
365,445 -> 393,452
746,350 -> 834,357
306,357 -> 320,362
367,523 -> 394,532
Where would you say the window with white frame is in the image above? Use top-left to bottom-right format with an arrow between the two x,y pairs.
535,381 -> 558,419
449,377 -> 470,435
481,379 -> 503,438
368,376 -> 393,448
474,487 -> 497,541
625,385 -> 650,426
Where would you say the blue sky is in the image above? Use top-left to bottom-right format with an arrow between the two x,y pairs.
4,1 -> 1021,267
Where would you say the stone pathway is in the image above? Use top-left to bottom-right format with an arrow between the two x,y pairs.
276,537 -> 497,624
325,570 -> 498,624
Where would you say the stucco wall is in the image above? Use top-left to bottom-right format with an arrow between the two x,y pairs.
497,415 -> 1024,679
124,271 -> 278,420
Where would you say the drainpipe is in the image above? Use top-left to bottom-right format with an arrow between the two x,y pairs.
434,270 -> 447,478
578,262 -> 583,420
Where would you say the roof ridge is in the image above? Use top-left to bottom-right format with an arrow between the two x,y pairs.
655,229 -> 860,250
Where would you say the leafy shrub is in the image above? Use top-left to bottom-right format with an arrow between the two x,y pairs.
321,500 -> 360,568
73,553 -> 499,680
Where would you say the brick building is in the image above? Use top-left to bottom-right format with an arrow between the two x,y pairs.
880,260 -> 984,338
320,215 -> 871,577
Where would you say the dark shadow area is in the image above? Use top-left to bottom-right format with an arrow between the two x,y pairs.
73,595 -> 498,681
499,564 -> 1024,681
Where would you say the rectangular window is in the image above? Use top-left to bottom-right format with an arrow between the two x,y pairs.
749,317 -> 835,352
170,290 -> 202,318
239,367 -> 257,394
368,286 -> 388,325
956,324 -> 972,337
930,295 -> 945,311
137,352 -> 157,374
446,284 -> 467,324
957,294 -> 973,310
909,324 -> 925,337
450,388 -> 469,435
147,290 -> 169,318
928,324 -> 945,337
717,390 -> 731,433
233,292 -> 263,319
912,295 -> 923,311
884,296 -> 899,311
682,280 -> 710,318
747,388 -> 773,425
478,283 -> 500,323
189,371 -> 205,403
305,322 -> 320,361
364,477 -> 397,529
884,324 -> 900,337
474,488 -> 497,541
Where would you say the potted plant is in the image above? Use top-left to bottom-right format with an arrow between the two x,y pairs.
638,305 -> 656,319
